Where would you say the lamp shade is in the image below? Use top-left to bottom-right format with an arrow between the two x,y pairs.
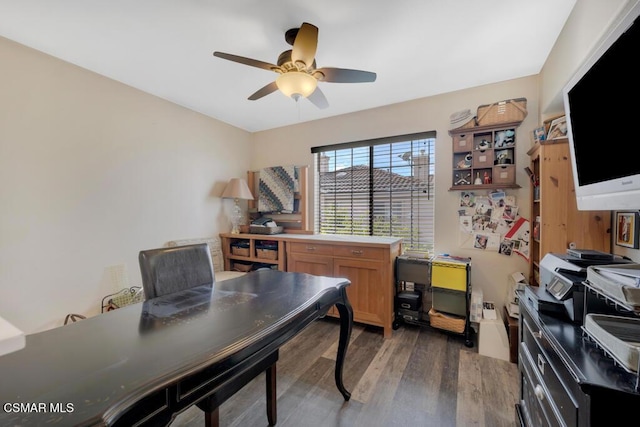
276,72 -> 317,99
222,178 -> 254,200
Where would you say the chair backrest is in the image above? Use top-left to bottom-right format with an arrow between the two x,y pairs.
166,237 -> 224,273
138,243 -> 215,299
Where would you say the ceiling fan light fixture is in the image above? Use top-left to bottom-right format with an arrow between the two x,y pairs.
276,71 -> 317,99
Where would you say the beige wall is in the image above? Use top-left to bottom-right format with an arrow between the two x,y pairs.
0,36 -> 252,333
540,0 -> 631,117
251,77 -> 538,307
251,0 -> 640,307
1,0 -> 634,334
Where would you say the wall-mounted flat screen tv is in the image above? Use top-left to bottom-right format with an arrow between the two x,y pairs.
563,2 -> 640,211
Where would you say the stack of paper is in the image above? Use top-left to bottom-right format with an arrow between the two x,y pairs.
586,264 -> 640,307
594,266 -> 640,287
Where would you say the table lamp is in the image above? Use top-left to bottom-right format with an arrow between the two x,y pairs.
222,178 -> 254,234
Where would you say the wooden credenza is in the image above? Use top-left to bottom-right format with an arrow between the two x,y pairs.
220,233 -> 402,338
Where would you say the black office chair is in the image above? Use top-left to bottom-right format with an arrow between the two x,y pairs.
138,243 -> 277,427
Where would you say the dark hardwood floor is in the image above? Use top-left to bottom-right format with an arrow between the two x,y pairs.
173,317 -> 519,427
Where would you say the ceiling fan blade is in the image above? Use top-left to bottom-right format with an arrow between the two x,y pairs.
307,87 -> 329,109
291,22 -> 318,68
315,67 -> 377,83
213,51 -> 279,72
248,81 -> 278,100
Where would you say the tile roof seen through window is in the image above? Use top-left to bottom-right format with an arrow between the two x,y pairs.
319,165 -> 432,193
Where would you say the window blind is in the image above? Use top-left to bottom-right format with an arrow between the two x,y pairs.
313,132 -> 435,251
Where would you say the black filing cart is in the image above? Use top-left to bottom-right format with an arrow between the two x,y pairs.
394,255 -> 431,328
394,255 -> 473,347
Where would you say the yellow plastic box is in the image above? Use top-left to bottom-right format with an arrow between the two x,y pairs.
431,259 -> 469,292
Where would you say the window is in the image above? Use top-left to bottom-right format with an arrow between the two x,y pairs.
312,132 -> 435,252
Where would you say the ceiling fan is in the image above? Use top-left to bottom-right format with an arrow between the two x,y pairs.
213,22 -> 376,109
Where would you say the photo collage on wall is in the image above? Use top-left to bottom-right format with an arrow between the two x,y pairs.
458,190 -> 530,260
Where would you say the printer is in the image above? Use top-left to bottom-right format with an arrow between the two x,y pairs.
528,249 -> 633,324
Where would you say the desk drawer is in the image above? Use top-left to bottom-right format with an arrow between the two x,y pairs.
520,346 -> 563,427
522,314 -> 578,427
334,245 -> 383,260
288,242 -> 334,256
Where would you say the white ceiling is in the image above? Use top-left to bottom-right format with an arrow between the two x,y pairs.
0,0 -> 576,133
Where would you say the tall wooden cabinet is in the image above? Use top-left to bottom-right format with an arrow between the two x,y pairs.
527,139 -> 611,286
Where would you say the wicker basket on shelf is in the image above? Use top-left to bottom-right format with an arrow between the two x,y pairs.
232,262 -> 253,272
256,248 -> 278,260
476,98 -> 527,126
231,246 -> 250,256
428,308 -> 466,334
249,226 -> 284,235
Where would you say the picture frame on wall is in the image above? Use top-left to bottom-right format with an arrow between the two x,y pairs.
615,211 -> 640,248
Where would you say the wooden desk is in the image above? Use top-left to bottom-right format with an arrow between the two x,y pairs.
0,270 -> 352,426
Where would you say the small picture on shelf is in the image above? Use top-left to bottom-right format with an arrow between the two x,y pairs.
547,115 -> 568,140
615,211 -> 640,249
532,126 -> 546,144
494,129 -> 515,148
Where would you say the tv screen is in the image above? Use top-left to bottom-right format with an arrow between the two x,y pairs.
563,3 -> 640,210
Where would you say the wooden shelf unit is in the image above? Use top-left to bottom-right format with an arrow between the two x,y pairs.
527,138 -> 611,286
449,121 -> 522,191
220,234 -> 287,272
247,165 -> 311,234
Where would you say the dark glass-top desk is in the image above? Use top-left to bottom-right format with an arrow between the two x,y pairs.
0,270 -> 353,426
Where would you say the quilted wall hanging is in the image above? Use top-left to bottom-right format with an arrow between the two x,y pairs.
258,166 -> 296,213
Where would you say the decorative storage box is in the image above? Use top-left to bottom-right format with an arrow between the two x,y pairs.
453,133 -> 472,152
396,290 -> 422,311
473,150 -> 493,168
398,308 -> 421,322
492,165 -> 515,184
431,257 -> 470,292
